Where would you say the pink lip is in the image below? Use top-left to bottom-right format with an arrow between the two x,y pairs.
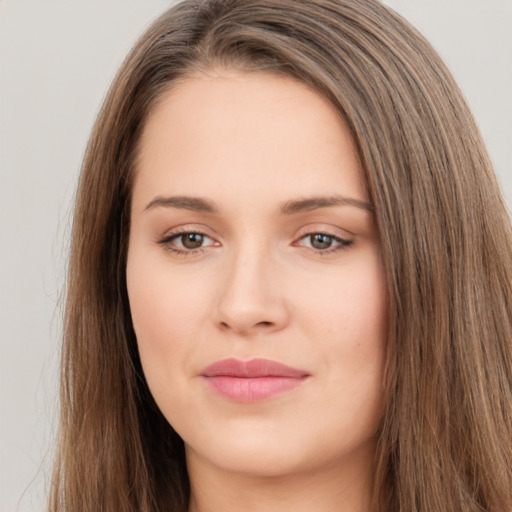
200,358 -> 310,402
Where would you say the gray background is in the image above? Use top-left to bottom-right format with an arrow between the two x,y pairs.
1,1 -> 510,511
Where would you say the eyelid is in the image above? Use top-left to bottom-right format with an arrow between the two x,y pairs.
293,223 -> 354,240
157,224 -> 217,240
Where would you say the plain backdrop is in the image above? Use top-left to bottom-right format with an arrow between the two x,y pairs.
0,1 -> 511,511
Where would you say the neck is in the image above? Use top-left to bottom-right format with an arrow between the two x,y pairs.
186,443 -> 376,512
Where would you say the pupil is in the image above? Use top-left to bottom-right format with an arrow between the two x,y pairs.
182,233 -> 204,249
311,234 -> 332,250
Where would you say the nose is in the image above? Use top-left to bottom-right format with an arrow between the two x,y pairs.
214,244 -> 290,336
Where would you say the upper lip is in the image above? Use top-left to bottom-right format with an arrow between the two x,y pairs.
201,358 -> 309,378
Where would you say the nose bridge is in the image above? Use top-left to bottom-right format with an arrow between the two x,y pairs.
215,235 -> 287,334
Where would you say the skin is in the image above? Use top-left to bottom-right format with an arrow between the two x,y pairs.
127,70 -> 388,512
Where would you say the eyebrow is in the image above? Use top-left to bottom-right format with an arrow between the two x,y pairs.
144,195 -> 218,213
144,194 -> 374,214
280,195 -> 374,214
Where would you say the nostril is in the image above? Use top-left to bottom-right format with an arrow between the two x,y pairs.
217,319 -> 274,332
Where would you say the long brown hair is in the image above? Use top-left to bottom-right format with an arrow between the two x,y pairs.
50,1 -> 512,510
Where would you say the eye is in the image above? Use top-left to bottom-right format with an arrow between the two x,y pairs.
175,232 -> 210,250
297,233 -> 352,252
157,231 -> 218,254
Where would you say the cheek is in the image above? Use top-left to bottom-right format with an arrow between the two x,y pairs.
297,253 -> 387,345
126,252 -> 216,429
296,253 -> 388,415
126,250 -> 210,379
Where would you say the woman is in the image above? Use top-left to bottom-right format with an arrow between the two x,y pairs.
50,0 -> 512,511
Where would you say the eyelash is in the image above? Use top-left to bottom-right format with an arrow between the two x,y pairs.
156,230 -> 353,256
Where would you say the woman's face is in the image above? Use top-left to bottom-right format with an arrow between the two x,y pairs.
127,70 -> 387,480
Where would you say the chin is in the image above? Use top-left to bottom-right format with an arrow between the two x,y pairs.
182,415 -> 378,480
187,437 -> 309,477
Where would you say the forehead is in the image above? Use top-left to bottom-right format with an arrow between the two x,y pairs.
133,70 -> 367,211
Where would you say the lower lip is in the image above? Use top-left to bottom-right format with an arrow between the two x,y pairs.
203,376 -> 307,402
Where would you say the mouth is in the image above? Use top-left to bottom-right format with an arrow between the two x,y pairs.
200,358 -> 310,402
